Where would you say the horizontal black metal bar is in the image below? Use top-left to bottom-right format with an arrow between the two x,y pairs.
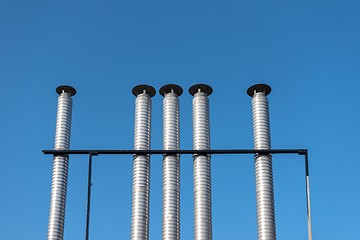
43,149 -> 307,155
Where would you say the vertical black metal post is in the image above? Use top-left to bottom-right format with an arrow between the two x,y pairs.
305,152 -> 312,240
85,153 -> 93,240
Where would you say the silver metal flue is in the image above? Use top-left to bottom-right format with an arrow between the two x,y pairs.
47,85 -> 76,240
131,85 -> 155,240
189,84 -> 213,240
248,84 -> 276,240
160,84 -> 183,240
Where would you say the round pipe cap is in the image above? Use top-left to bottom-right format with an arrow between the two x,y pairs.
247,84 -> 271,97
189,84 -> 213,96
159,84 -> 183,97
132,84 -> 156,97
56,85 -> 77,96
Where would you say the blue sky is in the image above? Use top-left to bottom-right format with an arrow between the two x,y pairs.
1,0 -> 360,239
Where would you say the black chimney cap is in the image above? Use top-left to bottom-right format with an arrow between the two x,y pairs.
132,84 -> 156,97
189,84 -> 213,96
56,85 -> 77,96
247,84 -> 271,97
159,84 -> 183,97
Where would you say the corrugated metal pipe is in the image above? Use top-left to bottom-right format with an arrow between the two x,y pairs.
160,84 -> 183,240
47,85 -> 76,240
189,84 -> 213,240
247,84 -> 276,240
131,85 -> 155,240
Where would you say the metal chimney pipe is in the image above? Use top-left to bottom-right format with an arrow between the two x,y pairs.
131,85 -> 155,240
247,84 -> 276,240
189,84 -> 213,240
47,85 -> 76,240
160,84 -> 183,240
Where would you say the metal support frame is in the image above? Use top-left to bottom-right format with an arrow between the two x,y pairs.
43,149 -> 307,155
42,149 -> 312,240
85,153 -> 95,240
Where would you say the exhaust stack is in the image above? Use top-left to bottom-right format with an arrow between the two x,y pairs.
248,84 -> 276,240
189,84 -> 213,240
130,85 -> 155,240
47,85 -> 76,240
160,84 -> 183,240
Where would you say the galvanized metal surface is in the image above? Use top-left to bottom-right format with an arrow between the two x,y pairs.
43,84 -> 312,240
162,91 -> 181,240
251,90 -> 276,240
47,90 -> 73,240
131,92 -> 152,240
192,91 -> 212,240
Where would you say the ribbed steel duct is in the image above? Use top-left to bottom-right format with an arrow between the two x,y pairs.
131,85 -> 155,240
247,84 -> 276,240
47,85 -> 76,240
189,84 -> 213,240
160,84 -> 183,240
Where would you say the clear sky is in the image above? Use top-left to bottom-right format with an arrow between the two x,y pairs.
1,0 -> 359,239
